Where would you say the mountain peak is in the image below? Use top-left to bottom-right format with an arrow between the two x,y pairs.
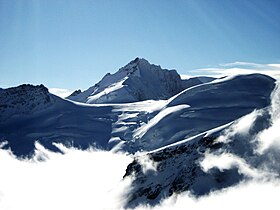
119,57 -> 152,75
129,57 -> 149,65
67,58 -> 185,104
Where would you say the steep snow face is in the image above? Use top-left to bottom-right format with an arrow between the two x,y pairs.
67,58 -> 184,103
0,84 -> 56,122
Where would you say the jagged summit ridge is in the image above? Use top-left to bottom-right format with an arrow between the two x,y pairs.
67,58 -> 186,103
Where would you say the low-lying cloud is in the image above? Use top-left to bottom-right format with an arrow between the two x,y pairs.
0,146 -> 133,210
1,145 -> 280,210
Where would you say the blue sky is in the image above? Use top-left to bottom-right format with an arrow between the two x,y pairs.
0,0 -> 280,91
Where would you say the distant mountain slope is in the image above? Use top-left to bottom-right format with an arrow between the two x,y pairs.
67,58 -> 214,104
0,84 -> 115,156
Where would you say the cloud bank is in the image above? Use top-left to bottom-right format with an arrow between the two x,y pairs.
1,145 -> 280,210
186,62 -> 280,80
0,146 -> 133,210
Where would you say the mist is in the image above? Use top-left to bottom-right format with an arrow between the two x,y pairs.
0,145 -> 133,210
1,145 -> 279,210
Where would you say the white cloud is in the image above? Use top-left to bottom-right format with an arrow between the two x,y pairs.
0,146 -> 133,210
190,62 -> 280,80
200,152 -> 264,178
1,145 -> 280,210
49,88 -> 73,98
256,83 -> 280,154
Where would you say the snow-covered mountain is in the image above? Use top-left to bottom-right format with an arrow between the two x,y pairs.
67,58 -> 215,104
0,59 -> 278,208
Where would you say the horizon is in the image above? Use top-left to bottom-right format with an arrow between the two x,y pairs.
2,57 -> 280,98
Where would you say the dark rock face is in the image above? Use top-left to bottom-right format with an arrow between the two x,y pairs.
123,136 -> 244,208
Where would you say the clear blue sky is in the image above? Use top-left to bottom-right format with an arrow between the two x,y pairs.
0,0 -> 280,90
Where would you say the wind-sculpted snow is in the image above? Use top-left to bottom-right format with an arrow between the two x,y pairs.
123,82 -> 280,208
